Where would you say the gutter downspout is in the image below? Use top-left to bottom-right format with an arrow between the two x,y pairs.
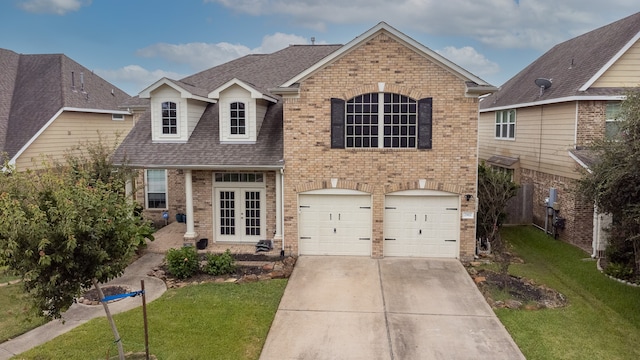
280,167 -> 285,257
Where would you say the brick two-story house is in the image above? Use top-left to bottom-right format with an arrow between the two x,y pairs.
478,12 -> 640,256
115,22 -> 496,260
1,48 -> 134,170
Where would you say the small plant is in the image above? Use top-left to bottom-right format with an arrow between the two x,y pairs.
604,262 -> 635,281
166,246 -> 199,279
203,250 -> 236,276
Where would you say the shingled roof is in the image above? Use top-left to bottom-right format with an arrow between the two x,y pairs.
481,12 -> 640,111
115,44 -> 342,168
0,49 -> 131,159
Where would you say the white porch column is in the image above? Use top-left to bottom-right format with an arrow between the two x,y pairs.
274,169 -> 283,244
184,169 -> 197,240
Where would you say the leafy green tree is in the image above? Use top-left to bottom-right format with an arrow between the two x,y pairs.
0,139 -> 153,360
477,163 -> 519,274
579,88 -> 640,274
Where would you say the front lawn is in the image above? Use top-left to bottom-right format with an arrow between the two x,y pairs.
499,226 -> 640,360
15,279 -> 287,360
0,284 -> 47,343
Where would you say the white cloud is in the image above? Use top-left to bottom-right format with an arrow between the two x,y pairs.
18,0 -> 90,15
436,46 -> 500,79
206,0 -> 638,51
136,32 -> 309,72
95,65 -> 185,96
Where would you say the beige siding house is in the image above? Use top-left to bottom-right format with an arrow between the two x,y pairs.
115,23 -> 497,261
0,49 -> 133,171
478,12 -> 640,256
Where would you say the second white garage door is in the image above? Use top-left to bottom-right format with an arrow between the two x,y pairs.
298,193 -> 372,256
384,195 -> 460,258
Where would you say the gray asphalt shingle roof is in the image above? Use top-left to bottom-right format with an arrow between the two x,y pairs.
115,44 -> 342,168
0,49 -> 131,159
481,12 -> 640,111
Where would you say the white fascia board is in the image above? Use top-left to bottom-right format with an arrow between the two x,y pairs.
579,31 -> 640,91
208,78 -> 277,103
280,22 -> 492,88
139,78 -> 216,103
9,108 -> 64,166
480,94 -> 627,112
65,107 -> 131,115
568,151 -> 593,174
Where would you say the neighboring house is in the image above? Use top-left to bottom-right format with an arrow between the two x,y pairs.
0,48 -> 134,170
478,12 -> 640,256
115,22 -> 496,260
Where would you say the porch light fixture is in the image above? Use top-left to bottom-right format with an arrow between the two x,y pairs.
465,194 -> 473,201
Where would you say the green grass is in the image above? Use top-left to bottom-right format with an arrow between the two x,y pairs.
0,284 -> 47,343
498,226 -> 640,360
0,266 -> 20,284
14,279 -> 287,360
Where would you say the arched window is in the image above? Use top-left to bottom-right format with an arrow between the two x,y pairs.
230,102 -> 246,135
340,93 -> 419,148
161,101 -> 177,134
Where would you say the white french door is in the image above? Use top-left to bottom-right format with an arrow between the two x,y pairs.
216,188 -> 264,242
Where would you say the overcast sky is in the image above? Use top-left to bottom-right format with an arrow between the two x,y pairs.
0,0 -> 637,95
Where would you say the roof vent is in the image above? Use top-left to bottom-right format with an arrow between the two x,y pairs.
311,36 -> 315,45
535,78 -> 552,96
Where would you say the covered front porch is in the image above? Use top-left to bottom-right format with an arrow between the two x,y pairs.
146,218 -> 281,257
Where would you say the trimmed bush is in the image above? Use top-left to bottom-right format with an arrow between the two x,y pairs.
203,250 -> 236,276
166,246 -> 199,279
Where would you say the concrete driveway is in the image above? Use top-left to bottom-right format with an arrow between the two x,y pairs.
260,257 -> 525,360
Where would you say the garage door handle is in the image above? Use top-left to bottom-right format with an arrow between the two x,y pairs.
445,239 -> 457,242
385,238 -> 396,241
300,237 -> 311,239
359,237 -> 370,240
419,229 -> 422,234
334,228 -> 336,233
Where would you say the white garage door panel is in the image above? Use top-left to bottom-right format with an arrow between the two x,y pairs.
299,194 -> 371,256
384,195 -> 459,258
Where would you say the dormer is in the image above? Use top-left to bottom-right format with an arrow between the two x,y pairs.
208,79 -> 277,144
139,78 -> 215,143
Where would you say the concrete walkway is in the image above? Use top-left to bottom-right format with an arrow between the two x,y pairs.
0,253 -> 166,360
260,257 -> 525,360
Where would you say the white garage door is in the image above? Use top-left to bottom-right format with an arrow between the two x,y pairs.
298,194 -> 371,256
384,195 -> 459,258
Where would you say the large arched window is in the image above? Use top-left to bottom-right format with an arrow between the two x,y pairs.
230,102 -> 246,135
339,93 -> 424,148
161,101 -> 177,134
332,93 -> 431,149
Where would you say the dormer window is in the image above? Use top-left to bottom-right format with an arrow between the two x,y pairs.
230,102 -> 246,135
162,101 -> 177,134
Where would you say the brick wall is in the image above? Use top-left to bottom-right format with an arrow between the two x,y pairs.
520,168 -> 593,252
283,33 -> 479,260
576,100 -> 606,147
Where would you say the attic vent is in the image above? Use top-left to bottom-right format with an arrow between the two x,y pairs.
535,78 -> 552,96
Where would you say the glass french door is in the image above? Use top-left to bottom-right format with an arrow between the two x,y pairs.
217,189 -> 263,242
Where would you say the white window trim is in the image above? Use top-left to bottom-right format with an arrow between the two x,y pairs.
495,109 -> 516,140
160,101 -> 180,138
605,101 -> 622,140
229,101 -> 248,138
145,169 -> 168,209
112,113 -> 125,121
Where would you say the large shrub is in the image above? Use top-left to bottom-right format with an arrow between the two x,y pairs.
203,250 -> 236,276
166,246 -> 199,279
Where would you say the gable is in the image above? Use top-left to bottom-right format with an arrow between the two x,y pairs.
592,38 -> 640,88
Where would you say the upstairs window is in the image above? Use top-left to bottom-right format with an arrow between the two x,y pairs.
332,93 -> 429,149
146,169 -> 167,209
230,102 -> 246,135
495,109 -> 516,139
162,101 -> 177,134
605,101 -> 622,139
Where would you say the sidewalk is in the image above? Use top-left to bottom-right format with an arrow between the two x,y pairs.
0,252 -> 166,360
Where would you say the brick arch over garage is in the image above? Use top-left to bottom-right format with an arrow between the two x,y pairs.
338,84 -> 427,102
385,181 -> 464,195
292,179 -> 374,194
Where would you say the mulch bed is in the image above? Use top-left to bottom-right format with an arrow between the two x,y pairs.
470,268 -> 567,310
